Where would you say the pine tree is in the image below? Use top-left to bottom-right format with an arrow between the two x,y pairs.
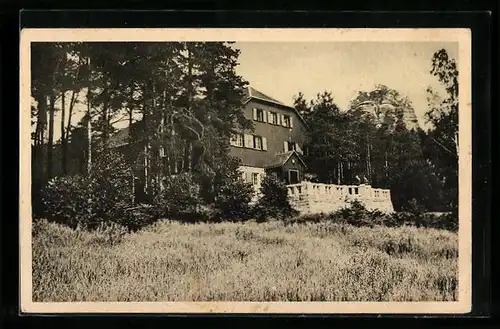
422,49 -> 459,210
298,91 -> 358,184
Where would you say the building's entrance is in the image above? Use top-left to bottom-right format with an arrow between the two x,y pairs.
288,170 -> 299,184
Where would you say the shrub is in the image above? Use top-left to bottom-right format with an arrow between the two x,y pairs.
87,147 -> 134,222
40,147 -> 134,229
402,198 -> 426,216
330,200 -> 375,227
254,175 -> 298,221
213,178 -> 254,221
119,203 -> 159,231
388,211 -> 458,232
199,156 -> 255,221
40,175 -> 93,228
154,172 -> 203,220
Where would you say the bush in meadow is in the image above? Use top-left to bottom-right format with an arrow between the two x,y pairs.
213,178 -> 254,221
154,172 -> 203,221
41,147 -> 134,229
254,175 -> 298,221
207,157 -> 254,221
40,175 -> 91,228
330,199 -> 376,227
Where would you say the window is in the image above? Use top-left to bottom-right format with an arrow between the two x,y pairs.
254,136 -> 263,150
268,111 -> 278,124
251,173 -> 259,186
283,115 -> 291,127
256,109 -> 265,122
230,133 -> 244,147
284,141 -> 298,152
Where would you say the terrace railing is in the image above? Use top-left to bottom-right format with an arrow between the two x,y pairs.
286,181 -> 394,214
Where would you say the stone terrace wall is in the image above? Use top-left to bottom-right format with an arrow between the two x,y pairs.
287,182 -> 394,215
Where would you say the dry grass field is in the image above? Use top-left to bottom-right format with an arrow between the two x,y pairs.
32,219 -> 458,302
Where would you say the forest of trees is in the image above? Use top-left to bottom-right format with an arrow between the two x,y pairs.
294,49 -> 459,212
30,42 -> 459,222
31,42 -> 253,207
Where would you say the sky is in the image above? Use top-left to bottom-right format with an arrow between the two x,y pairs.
37,41 -> 458,142
233,41 -> 458,128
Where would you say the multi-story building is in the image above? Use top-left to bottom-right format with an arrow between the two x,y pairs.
103,85 -> 393,213
230,86 -> 308,191
232,87 -> 393,213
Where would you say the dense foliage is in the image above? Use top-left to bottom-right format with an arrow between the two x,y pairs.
153,172 -> 203,220
295,49 -> 459,212
41,147 -> 133,229
253,175 -> 298,221
287,200 -> 458,232
32,42 -> 459,230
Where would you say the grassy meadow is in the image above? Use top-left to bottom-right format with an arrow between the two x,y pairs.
32,219 -> 458,302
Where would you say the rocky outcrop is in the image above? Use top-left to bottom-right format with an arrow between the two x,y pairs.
356,102 -> 420,131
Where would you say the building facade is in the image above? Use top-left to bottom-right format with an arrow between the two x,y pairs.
101,85 -> 393,212
230,87 -> 308,191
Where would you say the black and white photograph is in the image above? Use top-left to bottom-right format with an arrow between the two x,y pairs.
20,28 -> 472,314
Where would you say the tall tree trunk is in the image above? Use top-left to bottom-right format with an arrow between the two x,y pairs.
60,91 -> 67,174
102,89 -> 109,147
127,84 -> 135,145
35,93 -> 47,181
184,44 -> 193,173
151,82 -> 158,191
47,93 -> 56,179
142,90 -> 150,195
340,161 -> 344,184
337,161 -> 341,185
65,57 -> 82,142
384,150 -> 388,178
131,170 -> 135,206
366,139 -> 372,183
65,90 -> 77,140
159,88 -> 166,191
183,141 -> 191,172
86,56 -> 92,175
63,90 -> 77,174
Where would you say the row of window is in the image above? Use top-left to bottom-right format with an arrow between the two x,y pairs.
230,133 -> 267,150
253,108 -> 293,128
243,170 -> 299,186
230,133 -> 303,154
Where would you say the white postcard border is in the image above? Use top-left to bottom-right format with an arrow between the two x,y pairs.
19,28 -> 472,314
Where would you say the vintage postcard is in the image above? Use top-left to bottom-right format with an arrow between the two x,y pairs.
20,28 -> 472,314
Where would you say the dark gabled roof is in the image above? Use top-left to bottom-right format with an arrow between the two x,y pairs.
265,150 -> 307,169
245,86 -> 286,106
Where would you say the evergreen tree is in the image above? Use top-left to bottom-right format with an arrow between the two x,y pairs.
422,49 -> 459,210
297,91 -> 358,184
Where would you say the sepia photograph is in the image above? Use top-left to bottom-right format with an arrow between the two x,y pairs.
19,28 -> 472,314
